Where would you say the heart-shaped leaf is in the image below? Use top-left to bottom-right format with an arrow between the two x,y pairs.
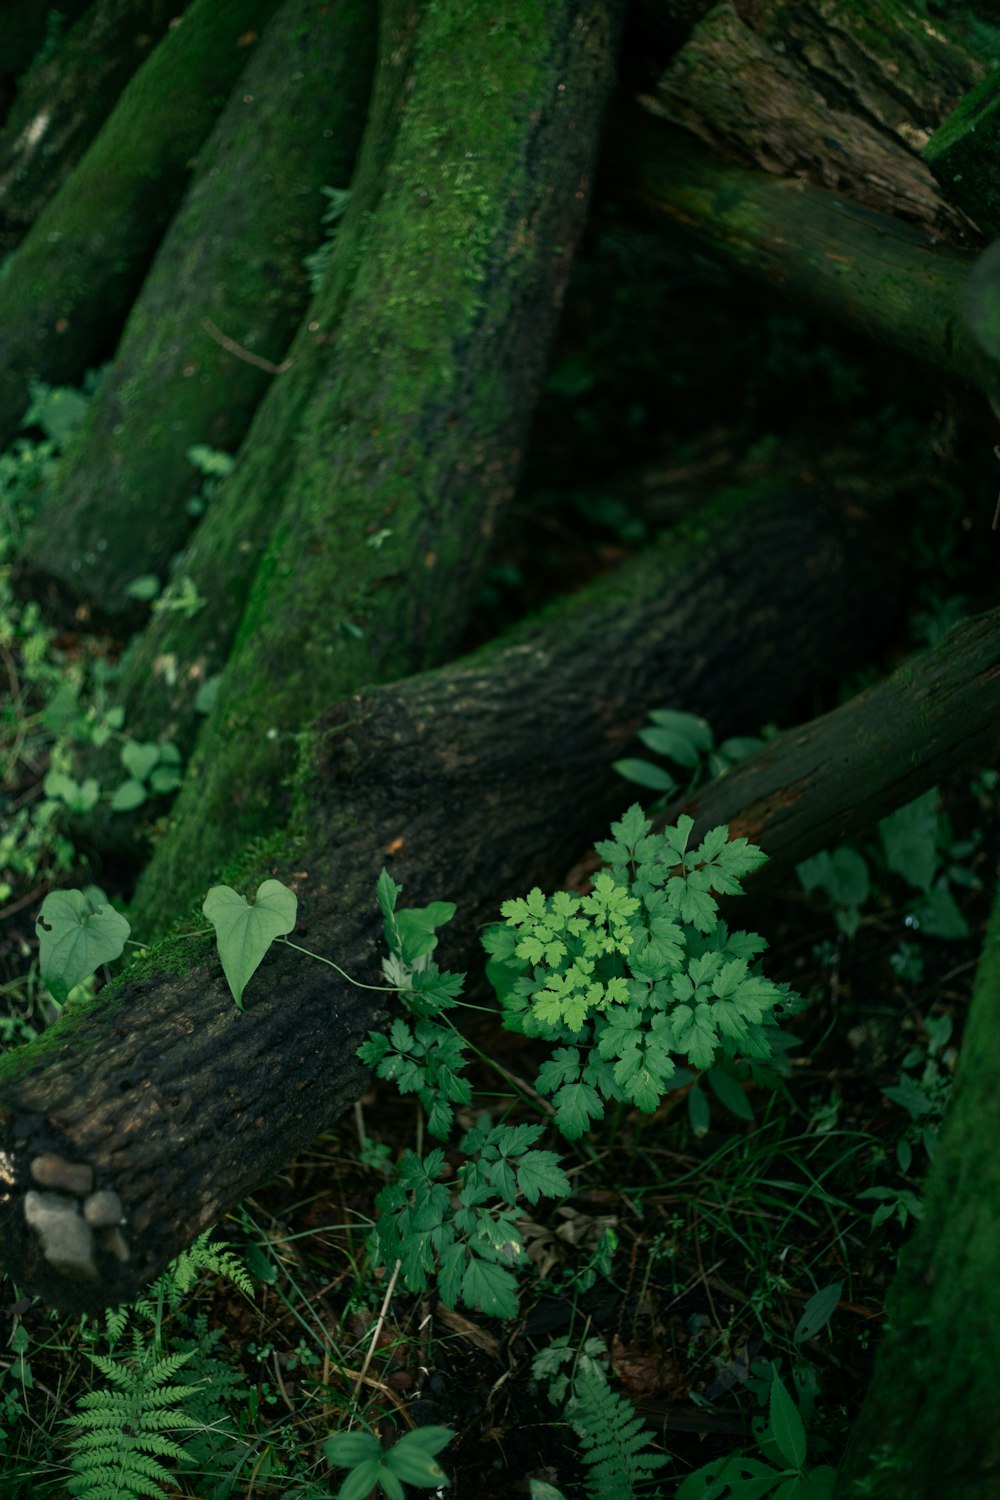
36,890 -> 131,1004
203,880 -> 297,1010
121,739 -> 161,782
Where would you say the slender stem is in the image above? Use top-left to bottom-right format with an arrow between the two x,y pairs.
277,937 -> 399,992
352,1258 -> 402,1407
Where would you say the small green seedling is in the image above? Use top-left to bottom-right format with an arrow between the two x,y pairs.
677,1368 -> 835,1499
614,707 -> 762,798
111,738 -> 183,811
323,1424 -> 452,1500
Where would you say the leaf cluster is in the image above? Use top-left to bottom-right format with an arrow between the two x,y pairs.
677,1367 -> 836,1500
323,1423 -> 452,1500
369,1123 -> 570,1319
485,806 -> 784,1138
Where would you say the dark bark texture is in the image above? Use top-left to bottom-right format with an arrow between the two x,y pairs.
60,0 -> 427,865
0,0 -> 192,255
615,111 -> 989,392
662,606 -> 1000,873
130,0 -> 626,934
15,0 -> 377,621
0,481 -> 893,1312
651,0 -> 982,242
0,0 -> 283,450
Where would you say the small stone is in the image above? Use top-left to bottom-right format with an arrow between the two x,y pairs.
83,1189 -> 124,1228
100,1227 -> 131,1263
24,1190 -> 99,1282
30,1153 -> 94,1196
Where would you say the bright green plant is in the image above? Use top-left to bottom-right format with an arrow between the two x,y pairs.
677,1365 -> 835,1500
36,886 -> 131,1004
202,879 -> 299,1009
323,1424 -> 452,1500
64,1334 -> 205,1499
366,1122 -> 570,1318
60,1229 -> 255,1498
483,806 -> 790,1138
34,806 -> 795,1323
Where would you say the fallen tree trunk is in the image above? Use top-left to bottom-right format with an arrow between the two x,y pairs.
834,871 -> 1000,1499
0,480 -> 891,1312
651,0 -> 981,241
15,0 -> 376,622
615,111 -> 992,396
59,0 -> 428,862
0,0 -> 282,449
129,0 -> 624,934
662,605 -> 1000,871
0,0 -> 191,255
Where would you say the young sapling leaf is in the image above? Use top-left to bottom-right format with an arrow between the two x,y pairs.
203,879 -> 298,1010
769,1370 -> 807,1471
794,1280 -> 843,1343
121,740 -> 161,782
110,778 -> 148,811
36,890 -> 131,1004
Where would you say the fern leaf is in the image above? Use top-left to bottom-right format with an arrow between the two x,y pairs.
573,1371 -> 669,1500
64,1343 -> 202,1500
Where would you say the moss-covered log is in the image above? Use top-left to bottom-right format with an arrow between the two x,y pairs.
129,0 -> 624,932
651,0 -> 981,241
833,873 -> 1000,1499
615,112 -> 992,392
58,0 -> 427,867
0,1 -> 92,126
15,0 -> 377,622
0,479 -> 892,1313
660,606 -> 1000,871
0,0 -> 191,255
0,0 -> 283,449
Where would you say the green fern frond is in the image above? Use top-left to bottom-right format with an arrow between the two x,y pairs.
132,1229 -> 254,1319
104,1305 -> 129,1347
64,1337 -> 204,1500
573,1371 -> 669,1500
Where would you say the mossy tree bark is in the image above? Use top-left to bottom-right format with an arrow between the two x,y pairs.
663,606 -> 1000,872
15,0 -> 377,622
0,0 -> 192,255
128,0 -> 624,936
0,0 -> 93,125
651,0 -> 982,241
615,112 -> 991,393
0,481 -> 892,1313
833,876 -> 1000,1499
79,0 -> 426,779
0,0 -> 283,450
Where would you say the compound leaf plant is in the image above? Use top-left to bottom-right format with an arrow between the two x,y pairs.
33,806 -> 796,1325
362,805 -> 798,1317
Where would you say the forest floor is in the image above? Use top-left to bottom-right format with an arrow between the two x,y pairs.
1,207 -> 999,1496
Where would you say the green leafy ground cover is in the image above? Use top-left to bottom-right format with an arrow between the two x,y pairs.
2,211 -> 999,1497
